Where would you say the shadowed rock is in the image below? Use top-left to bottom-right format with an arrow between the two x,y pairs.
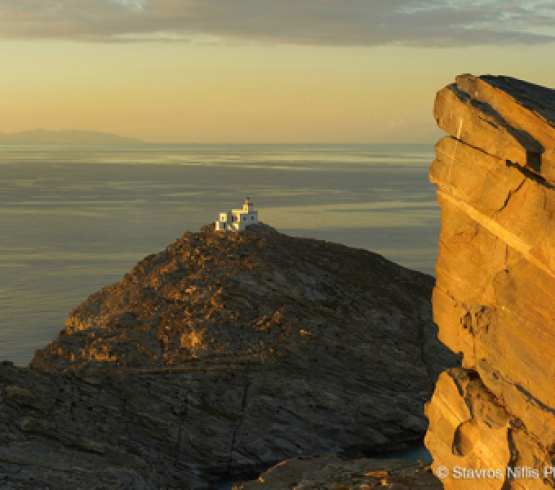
232,454 -> 443,489
1,223 -> 457,488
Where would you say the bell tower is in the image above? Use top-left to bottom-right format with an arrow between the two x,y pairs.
243,197 -> 253,212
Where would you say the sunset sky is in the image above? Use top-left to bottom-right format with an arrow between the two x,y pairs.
1,1 -> 555,143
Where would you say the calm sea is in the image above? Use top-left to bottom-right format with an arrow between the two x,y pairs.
0,143 -> 438,366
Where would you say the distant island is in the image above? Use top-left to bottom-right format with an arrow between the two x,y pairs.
0,129 -> 144,145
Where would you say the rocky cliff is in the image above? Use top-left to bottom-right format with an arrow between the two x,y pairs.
2,223 -> 456,488
425,75 -> 555,489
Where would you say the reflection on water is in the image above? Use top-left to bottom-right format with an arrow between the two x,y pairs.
0,144 -> 438,365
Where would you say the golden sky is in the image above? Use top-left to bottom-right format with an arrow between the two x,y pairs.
1,1 -> 555,143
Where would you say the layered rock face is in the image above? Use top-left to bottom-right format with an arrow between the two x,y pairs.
425,75 -> 555,489
2,224 -> 457,488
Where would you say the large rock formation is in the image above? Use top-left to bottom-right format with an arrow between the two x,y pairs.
2,224 -> 456,488
425,75 -> 555,489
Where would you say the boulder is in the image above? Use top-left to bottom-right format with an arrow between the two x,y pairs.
232,454 -> 442,489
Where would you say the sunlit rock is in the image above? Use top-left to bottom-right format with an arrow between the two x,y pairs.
426,74 -> 555,489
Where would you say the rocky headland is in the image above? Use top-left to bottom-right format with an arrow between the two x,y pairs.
425,75 -> 555,489
1,223 -> 456,488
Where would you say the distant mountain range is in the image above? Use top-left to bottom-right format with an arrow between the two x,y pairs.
0,130 -> 144,145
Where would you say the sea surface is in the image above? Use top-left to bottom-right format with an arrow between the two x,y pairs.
0,143 -> 439,367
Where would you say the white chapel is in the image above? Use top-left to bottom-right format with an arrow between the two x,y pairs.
215,198 -> 259,232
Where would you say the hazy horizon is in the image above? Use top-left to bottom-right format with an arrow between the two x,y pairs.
0,128 -> 444,145
2,1 -> 555,143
